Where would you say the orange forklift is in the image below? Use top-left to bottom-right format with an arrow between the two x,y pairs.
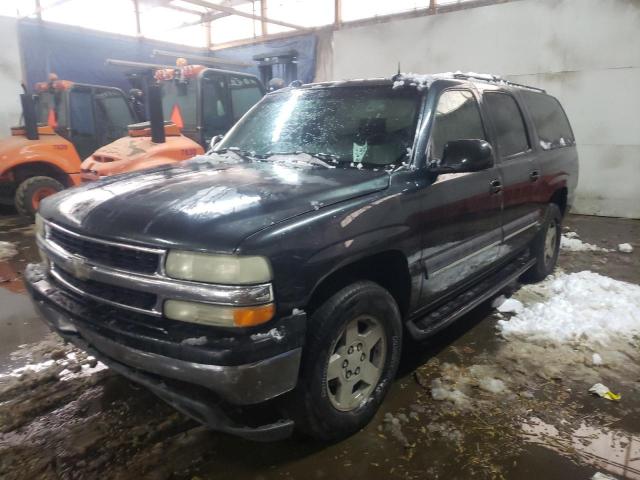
0,75 -> 136,216
81,61 -> 265,180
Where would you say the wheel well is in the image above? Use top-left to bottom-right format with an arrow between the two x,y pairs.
306,251 -> 411,318
550,187 -> 568,217
9,162 -> 71,187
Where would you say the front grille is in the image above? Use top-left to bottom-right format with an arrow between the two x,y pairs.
49,227 -> 160,274
53,266 -> 157,311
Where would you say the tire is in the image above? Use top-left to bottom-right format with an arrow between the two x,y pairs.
521,203 -> 562,283
289,281 -> 403,441
14,176 -> 64,218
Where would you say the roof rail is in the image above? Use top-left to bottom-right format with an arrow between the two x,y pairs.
452,73 -> 546,93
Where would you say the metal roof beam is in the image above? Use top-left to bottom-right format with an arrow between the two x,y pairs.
179,0 -> 307,30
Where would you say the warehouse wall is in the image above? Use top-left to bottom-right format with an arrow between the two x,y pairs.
0,16 -> 24,136
18,21 -> 317,94
329,0 -> 640,218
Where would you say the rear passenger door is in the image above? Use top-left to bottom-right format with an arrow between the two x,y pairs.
482,91 -> 541,258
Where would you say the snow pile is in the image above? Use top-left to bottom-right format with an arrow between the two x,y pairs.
494,297 -> 524,314
430,363 -> 510,409
0,241 -> 18,261
618,243 -> 633,253
0,360 -> 55,378
59,361 -> 108,381
497,271 -> 640,347
250,327 -> 284,341
560,232 -> 609,252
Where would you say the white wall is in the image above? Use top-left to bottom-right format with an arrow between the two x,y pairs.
0,16 -> 23,135
328,0 -> 640,218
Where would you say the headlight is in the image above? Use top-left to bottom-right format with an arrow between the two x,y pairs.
164,300 -> 274,327
35,213 -> 45,237
165,251 -> 272,285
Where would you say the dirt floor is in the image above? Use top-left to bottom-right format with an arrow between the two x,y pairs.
0,210 -> 638,480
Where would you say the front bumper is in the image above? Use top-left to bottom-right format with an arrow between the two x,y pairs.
25,263 -> 305,440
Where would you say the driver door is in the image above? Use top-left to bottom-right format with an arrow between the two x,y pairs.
419,88 -> 504,303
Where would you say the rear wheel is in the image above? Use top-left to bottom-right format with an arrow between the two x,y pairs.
522,203 -> 562,282
14,176 -> 64,218
289,281 -> 402,441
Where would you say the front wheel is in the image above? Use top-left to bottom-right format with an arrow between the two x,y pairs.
522,203 -> 562,282
289,281 -> 402,441
14,176 -> 65,218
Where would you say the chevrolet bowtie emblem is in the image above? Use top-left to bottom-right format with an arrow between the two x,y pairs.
69,257 -> 92,280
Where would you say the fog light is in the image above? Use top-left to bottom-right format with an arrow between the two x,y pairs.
164,300 -> 274,327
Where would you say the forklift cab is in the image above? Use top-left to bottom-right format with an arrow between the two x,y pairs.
34,81 -> 136,159
158,66 -> 264,148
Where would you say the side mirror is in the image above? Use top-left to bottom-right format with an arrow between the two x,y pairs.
429,139 -> 493,174
209,135 -> 223,151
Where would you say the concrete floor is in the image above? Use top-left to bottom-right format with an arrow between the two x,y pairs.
0,212 -> 638,480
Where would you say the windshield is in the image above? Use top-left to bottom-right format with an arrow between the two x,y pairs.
217,86 -> 421,167
161,79 -> 197,130
35,91 -> 66,127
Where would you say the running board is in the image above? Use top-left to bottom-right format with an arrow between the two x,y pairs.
406,253 -> 536,340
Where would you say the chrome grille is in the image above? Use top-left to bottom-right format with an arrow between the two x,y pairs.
48,224 -> 161,274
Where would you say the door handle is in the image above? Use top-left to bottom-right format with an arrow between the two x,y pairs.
490,179 -> 502,194
530,170 -> 541,182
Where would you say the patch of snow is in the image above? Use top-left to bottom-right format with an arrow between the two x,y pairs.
292,308 -> 305,316
250,328 -> 284,341
592,472 -> 618,480
181,336 -> 207,346
496,298 -> 524,314
491,295 -> 506,308
497,271 -> 640,347
0,359 -> 55,378
59,361 -> 108,381
564,231 -> 579,239
539,140 -> 552,150
592,353 -> 603,366
618,243 -> 633,253
561,234 -> 610,252
310,200 -> 321,210
431,377 -> 470,408
478,377 -> 507,394
0,241 -> 18,261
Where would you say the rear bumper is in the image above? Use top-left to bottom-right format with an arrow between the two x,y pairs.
25,263 -> 304,440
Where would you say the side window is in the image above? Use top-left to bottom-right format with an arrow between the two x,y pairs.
95,91 -> 135,138
483,92 -> 529,157
520,91 -> 574,150
69,90 -> 95,136
228,76 -> 263,121
430,89 -> 485,162
201,74 -> 229,137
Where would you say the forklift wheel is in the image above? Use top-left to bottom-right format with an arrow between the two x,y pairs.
15,176 -> 64,218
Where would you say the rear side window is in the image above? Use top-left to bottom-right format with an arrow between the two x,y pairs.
430,89 -> 486,162
483,92 -> 529,157
520,91 -> 574,150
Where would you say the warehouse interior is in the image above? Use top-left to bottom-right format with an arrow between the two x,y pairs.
0,1 -> 639,479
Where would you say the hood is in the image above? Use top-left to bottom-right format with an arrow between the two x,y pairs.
41,154 -> 390,252
81,135 -> 204,177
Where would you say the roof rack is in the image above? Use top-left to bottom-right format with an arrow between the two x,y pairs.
452,73 -> 546,93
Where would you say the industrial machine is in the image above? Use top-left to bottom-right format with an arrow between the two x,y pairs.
0,75 -> 136,216
81,62 -> 265,181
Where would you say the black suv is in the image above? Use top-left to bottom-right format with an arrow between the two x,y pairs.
26,73 -> 578,441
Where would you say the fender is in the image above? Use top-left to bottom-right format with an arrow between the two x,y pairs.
0,134 -> 80,177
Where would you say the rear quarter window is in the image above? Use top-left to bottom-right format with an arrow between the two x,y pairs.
520,91 -> 574,150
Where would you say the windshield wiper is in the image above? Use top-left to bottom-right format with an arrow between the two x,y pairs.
261,151 -> 342,168
215,147 -> 255,162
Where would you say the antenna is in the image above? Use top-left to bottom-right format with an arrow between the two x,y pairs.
397,62 -> 401,76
